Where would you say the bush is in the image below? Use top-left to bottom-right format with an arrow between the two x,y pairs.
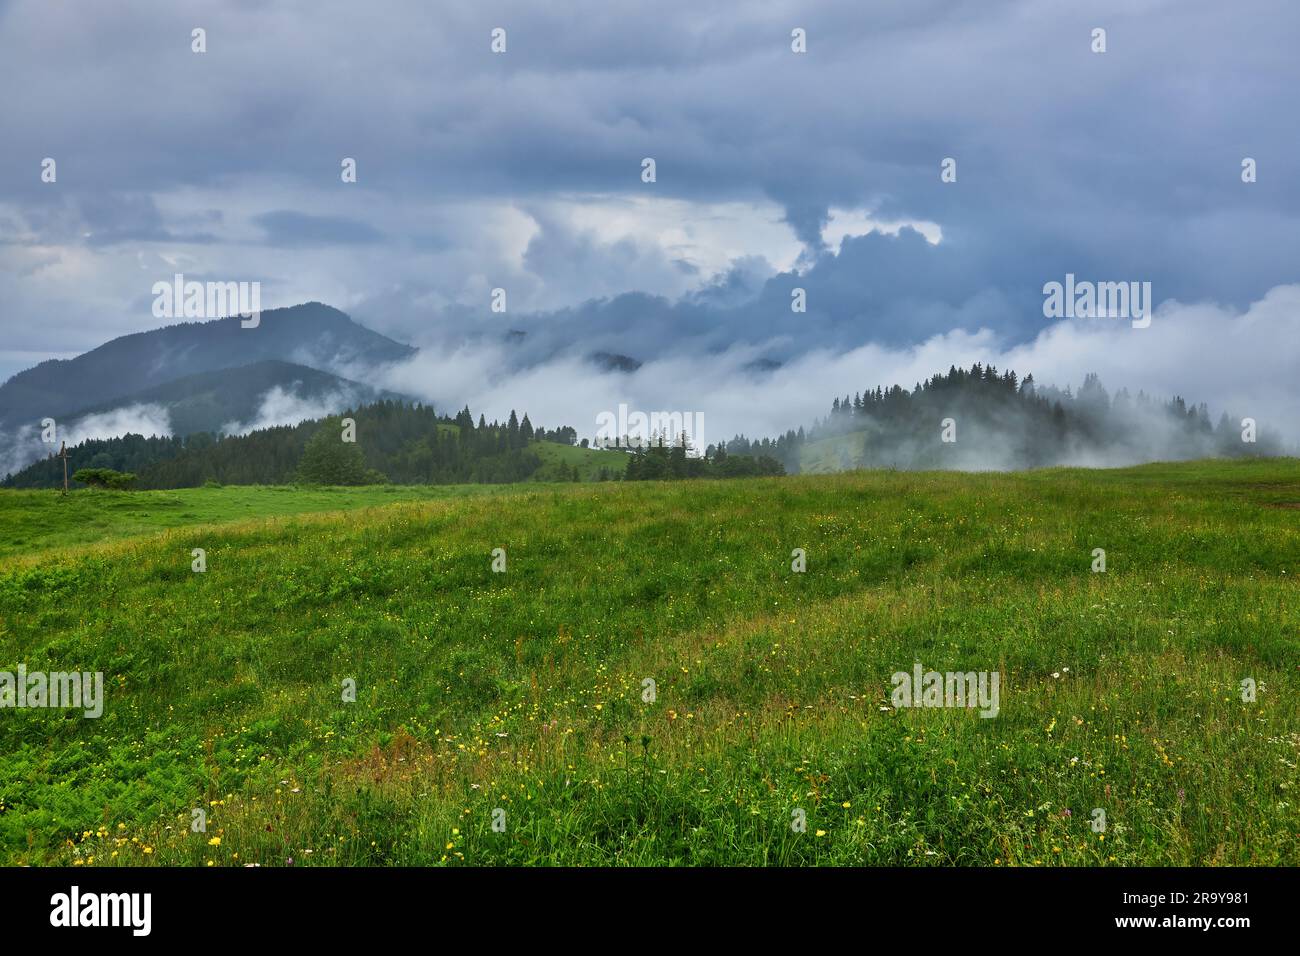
71,468 -> 138,490
295,421 -> 387,486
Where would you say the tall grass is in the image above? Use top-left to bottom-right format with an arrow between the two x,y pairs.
1,460 -> 1296,865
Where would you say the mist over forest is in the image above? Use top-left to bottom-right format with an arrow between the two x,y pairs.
5,359 -> 1287,490
718,364 -> 1288,473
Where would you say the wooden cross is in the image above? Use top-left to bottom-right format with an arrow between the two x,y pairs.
56,440 -> 69,495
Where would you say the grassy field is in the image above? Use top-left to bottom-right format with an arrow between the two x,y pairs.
1,458 -> 1297,866
533,440 -> 627,481
800,431 -> 868,473
0,484 -> 514,563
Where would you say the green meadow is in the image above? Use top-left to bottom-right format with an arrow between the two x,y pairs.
0,484 -> 510,564
1,458 -> 1297,866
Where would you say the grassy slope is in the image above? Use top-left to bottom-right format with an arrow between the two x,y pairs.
0,437 -> 627,563
800,432 -> 868,473
1,459 -> 1297,866
532,441 -> 627,480
0,485 -> 513,563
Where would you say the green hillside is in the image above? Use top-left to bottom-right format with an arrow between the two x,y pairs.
533,441 -> 627,480
1,459 -> 1297,866
799,432 -> 868,473
0,484 -> 510,563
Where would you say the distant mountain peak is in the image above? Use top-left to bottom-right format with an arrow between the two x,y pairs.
0,302 -> 413,422
0,303 -> 416,474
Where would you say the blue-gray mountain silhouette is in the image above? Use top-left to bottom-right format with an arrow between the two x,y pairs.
0,302 -> 414,428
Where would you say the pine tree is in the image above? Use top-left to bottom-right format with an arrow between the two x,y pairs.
507,410 -> 521,448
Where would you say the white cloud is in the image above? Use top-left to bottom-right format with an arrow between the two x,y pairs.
372,283 -> 1300,453
63,403 -> 172,444
823,207 -> 943,250
221,385 -> 364,436
0,402 -> 172,478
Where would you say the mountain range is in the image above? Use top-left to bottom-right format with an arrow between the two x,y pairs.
4,301 -> 1291,485
0,303 -> 417,476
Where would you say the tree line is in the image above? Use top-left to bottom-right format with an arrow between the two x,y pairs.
4,402 -> 561,488
623,438 -> 784,480
715,365 -> 1288,471
4,399 -> 784,489
8,366 -> 1261,488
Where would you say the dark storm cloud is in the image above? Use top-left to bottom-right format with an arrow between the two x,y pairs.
79,193 -> 220,246
253,211 -> 384,247
0,0 -> 1298,372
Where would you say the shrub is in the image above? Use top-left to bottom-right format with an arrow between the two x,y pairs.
71,468 -> 138,490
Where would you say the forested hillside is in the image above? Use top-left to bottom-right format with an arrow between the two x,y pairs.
0,303 -> 413,430
4,402 -> 578,488
715,365 -> 1289,472
9,365 -> 1286,489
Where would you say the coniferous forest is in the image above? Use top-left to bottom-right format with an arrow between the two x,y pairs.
715,365 -> 1286,472
3,366 -> 1285,490
4,402 -> 557,489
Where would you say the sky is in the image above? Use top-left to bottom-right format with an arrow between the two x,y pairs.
1,0 -> 1298,447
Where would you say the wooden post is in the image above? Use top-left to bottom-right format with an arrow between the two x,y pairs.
57,441 -> 69,495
